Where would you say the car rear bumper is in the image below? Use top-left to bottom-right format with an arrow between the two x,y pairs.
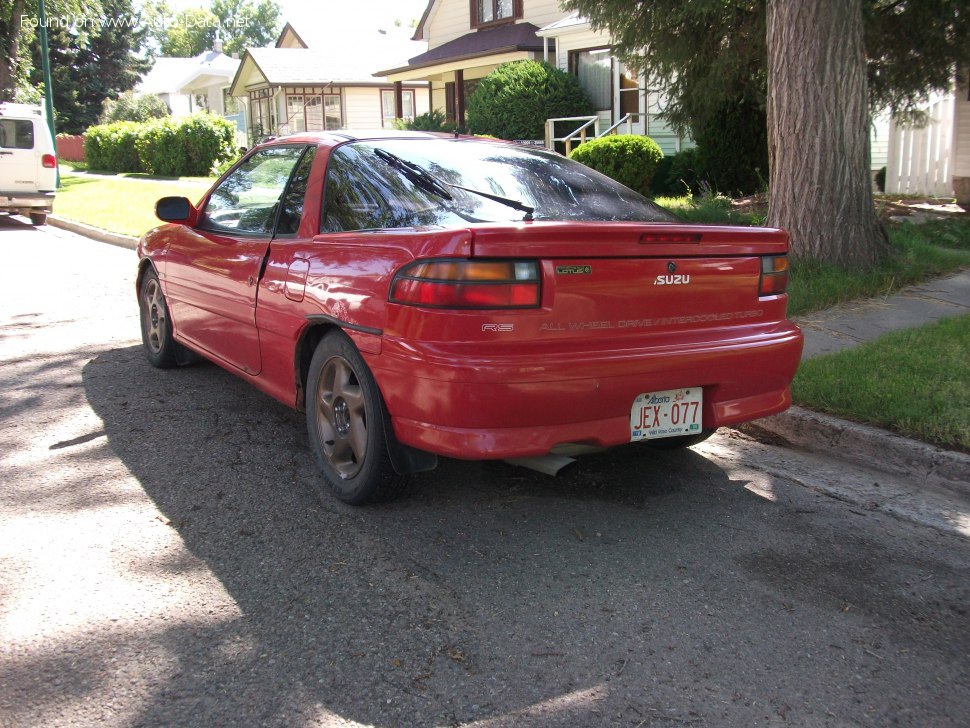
1,192 -> 54,211
371,322 -> 804,459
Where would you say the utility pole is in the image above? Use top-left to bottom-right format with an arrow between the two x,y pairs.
38,0 -> 59,187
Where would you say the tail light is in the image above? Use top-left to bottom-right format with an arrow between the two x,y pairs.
760,255 -> 789,296
390,259 -> 540,309
41,154 -> 57,168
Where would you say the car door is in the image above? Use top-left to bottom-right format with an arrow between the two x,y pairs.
163,145 -> 308,376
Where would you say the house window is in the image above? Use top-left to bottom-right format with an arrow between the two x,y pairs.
324,94 -> 342,130
381,89 -> 416,127
570,48 -> 612,111
250,90 -> 276,140
222,87 -> 239,116
287,94 -> 308,132
618,63 -> 644,118
471,0 -> 521,28
285,92 -> 342,131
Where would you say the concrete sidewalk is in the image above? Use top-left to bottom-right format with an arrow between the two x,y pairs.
797,270 -> 970,359
744,268 -> 970,497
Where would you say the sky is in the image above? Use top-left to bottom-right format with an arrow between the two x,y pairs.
157,0 -> 432,37
278,0 -> 429,35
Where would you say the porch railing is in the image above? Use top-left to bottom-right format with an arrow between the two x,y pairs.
599,113 -> 642,137
545,115 -> 599,156
545,113 -> 649,153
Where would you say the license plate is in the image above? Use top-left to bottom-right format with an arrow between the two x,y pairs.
630,388 -> 703,441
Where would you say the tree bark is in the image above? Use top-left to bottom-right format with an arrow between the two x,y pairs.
766,0 -> 890,267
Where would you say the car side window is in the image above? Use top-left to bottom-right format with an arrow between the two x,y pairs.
275,146 -> 316,236
200,146 -> 306,235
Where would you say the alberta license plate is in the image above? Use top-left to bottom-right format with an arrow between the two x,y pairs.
630,388 -> 703,441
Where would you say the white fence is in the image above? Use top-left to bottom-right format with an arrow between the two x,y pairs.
886,95 -> 954,197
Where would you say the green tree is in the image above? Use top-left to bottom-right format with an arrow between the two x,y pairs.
151,0 -> 281,58
159,7 -> 219,56
99,90 -> 170,123
564,0 -> 970,266
211,0 -> 280,55
1,0 -> 101,101
29,0 -> 150,133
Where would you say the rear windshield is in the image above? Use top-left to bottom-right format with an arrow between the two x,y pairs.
322,138 -> 678,232
0,119 -> 34,150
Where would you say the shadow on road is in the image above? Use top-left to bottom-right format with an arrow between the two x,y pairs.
66,344 -> 970,727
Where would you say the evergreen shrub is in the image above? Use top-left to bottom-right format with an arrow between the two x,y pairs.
466,60 -> 593,141
569,134 -> 664,197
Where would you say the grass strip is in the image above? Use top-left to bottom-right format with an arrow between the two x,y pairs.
54,173 -> 212,238
792,315 -> 970,453
787,222 -> 970,316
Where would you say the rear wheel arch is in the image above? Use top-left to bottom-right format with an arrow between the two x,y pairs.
295,322 -> 340,412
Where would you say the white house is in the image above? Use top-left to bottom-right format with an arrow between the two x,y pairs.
228,22 -> 430,142
135,46 -> 244,144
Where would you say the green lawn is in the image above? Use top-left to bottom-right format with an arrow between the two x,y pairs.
792,315 -> 970,453
54,172 -> 213,238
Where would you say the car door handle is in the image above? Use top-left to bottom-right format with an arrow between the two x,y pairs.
248,275 -> 256,286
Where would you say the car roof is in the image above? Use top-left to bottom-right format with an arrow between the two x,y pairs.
0,102 -> 45,120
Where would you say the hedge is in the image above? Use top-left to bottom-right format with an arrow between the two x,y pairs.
84,113 -> 237,176
569,135 -> 664,197
84,121 -> 143,173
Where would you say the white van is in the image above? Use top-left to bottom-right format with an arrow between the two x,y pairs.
0,102 -> 57,225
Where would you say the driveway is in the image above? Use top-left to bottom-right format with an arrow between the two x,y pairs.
1,217 -> 968,727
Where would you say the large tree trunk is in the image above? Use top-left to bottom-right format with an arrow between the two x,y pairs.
766,0 -> 889,267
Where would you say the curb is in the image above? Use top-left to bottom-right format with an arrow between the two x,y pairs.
47,215 -> 138,250
739,406 -> 970,500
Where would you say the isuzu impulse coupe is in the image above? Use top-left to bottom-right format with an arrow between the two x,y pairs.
137,131 -> 803,504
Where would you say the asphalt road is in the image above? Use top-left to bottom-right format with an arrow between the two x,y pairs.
2,217 -> 968,727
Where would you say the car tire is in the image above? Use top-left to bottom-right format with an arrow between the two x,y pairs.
29,212 -> 47,226
305,331 -> 406,505
644,429 -> 716,450
139,269 -> 179,369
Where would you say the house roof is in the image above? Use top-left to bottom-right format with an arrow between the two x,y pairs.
536,12 -> 591,36
276,21 -> 309,48
379,22 -> 547,76
136,57 -> 201,95
177,51 -> 240,92
412,0 -> 438,42
229,28 -> 430,95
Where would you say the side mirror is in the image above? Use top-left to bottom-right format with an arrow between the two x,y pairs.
155,196 -> 198,225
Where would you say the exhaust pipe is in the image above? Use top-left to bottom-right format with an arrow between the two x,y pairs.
504,454 -> 576,476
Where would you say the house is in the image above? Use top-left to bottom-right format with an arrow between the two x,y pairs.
135,45 -> 244,144
175,44 -> 245,144
228,22 -> 430,143
376,2 -> 689,152
136,46 -> 241,120
377,1 -> 567,131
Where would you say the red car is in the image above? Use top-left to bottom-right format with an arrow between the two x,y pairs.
137,131 -> 802,504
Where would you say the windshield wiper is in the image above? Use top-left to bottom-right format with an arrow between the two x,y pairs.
373,147 -> 534,221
